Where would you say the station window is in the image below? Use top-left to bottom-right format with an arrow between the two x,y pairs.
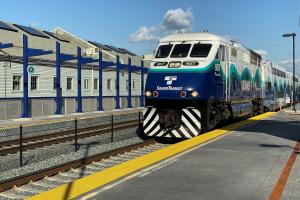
53,77 -> 56,90
115,80 -> 118,89
126,80 -> 129,90
133,80 -> 135,89
67,77 -> 73,90
30,76 -> 38,91
12,75 -> 21,91
84,78 -> 89,90
107,79 -> 112,90
94,78 -> 98,90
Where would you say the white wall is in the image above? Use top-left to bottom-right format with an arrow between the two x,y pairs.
0,61 -> 144,98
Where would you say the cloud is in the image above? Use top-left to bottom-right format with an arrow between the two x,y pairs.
128,7 -> 194,48
260,42 -> 279,47
279,59 -> 300,75
224,35 -> 240,43
129,26 -> 159,43
28,21 -> 38,27
161,8 -> 193,34
254,50 -> 268,57
279,59 -> 300,66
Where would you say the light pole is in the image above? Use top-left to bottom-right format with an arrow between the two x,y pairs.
283,33 -> 296,112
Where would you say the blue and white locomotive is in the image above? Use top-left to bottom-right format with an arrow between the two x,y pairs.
143,32 -> 298,138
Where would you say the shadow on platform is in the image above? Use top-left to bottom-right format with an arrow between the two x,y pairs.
218,113 -> 300,143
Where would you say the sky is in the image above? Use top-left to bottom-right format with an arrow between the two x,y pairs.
0,0 -> 300,73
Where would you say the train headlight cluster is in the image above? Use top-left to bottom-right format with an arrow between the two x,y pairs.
180,91 -> 186,97
154,62 -> 168,66
191,91 -> 199,97
145,91 -> 152,97
168,62 -> 181,68
153,91 -> 159,97
183,61 -> 199,66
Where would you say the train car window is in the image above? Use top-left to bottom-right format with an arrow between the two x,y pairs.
243,52 -> 250,64
170,44 -> 191,58
255,78 -> 261,88
271,67 -> 287,78
250,53 -> 257,65
190,44 -> 212,57
155,44 -> 173,58
266,81 -> 272,91
231,48 -> 237,58
215,45 -> 225,61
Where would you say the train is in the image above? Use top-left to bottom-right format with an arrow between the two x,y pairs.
143,32 -> 300,138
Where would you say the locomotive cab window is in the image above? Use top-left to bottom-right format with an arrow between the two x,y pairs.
190,43 -> 212,57
170,44 -> 191,58
155,44 -> 173,58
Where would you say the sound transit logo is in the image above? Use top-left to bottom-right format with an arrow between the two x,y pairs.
156,76 -> 182,91
164,76 -> 177,85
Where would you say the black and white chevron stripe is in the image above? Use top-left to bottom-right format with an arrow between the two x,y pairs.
143,107 -> 201,138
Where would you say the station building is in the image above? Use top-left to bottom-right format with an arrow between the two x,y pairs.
0,20 -> 147,120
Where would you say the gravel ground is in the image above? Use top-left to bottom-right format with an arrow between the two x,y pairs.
0,126 -> 144,181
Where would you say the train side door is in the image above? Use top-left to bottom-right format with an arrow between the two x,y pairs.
222,45 -> 230,101
215,44 -> 226,99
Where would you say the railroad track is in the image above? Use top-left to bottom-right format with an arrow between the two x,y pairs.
0,139 -> 168,199
0,119 -> 141,156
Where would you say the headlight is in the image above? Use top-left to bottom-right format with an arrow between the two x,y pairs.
168,62 -> 181,68
183,61 -> 199,66
154,62 -> 168,66
153,91 -> 159,97
180,91 -> 186,97
191,91 -> 199,97
145,91 -> 152,97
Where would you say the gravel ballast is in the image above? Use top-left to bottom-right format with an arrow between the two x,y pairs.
0,134 -> 144,182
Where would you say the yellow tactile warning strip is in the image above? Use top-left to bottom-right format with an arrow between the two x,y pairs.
27,112 -> 276,200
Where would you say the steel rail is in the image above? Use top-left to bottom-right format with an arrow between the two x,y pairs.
0,119 -> 142,156
0,139 -> 156,192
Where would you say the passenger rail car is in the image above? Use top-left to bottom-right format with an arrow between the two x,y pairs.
143,32 -> 298,138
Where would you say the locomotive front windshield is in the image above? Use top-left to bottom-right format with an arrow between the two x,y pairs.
155,42 -> 212,59
155,44 -> 173,58
170,44 -> 191,58
190,44 -> 212,57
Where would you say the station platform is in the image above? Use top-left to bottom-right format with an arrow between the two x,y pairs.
0,108 -> 143,130
28,111 -> 300,200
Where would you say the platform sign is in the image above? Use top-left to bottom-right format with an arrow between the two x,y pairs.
28,65 -> 35,74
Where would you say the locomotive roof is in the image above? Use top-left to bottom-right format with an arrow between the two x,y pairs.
160,32 -> 229,43
271,62 -> 288,72
160,32 -> 261,59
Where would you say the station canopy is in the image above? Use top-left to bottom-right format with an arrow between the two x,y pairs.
14,24 -> 49,38
0,20 -> 18,32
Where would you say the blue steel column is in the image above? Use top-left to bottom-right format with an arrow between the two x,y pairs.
76,47 -> 83,113
55,42 -> 62,115
22,35 -> 29,118
140,60 -> 145,107
115,55 -> 121,109
127,58 -> 132,108
98,51 -> 103,111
